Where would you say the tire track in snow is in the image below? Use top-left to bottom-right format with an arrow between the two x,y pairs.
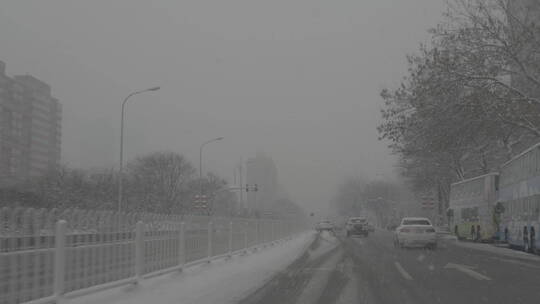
236,232 -> 342,304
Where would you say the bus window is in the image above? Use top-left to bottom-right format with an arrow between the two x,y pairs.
537,148 -> 540,172
511,200 -> 515,217
512,162 -> 517,184
533,151 -> 537,175
525,153 -> 529,177
526,154 -> 531,178
530,152 -> 535,177
520,158 -> 524,181
525,198 -> 531,220
519,159 -> 523,180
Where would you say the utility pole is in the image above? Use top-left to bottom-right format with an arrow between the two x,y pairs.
255,189 -> 258,217
238,159 -> 243,208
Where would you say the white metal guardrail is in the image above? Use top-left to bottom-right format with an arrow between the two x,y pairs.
0,207 -> 302,304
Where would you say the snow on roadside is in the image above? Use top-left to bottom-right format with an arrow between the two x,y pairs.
335,257 -> 360,304
308,231 -> 340,259
69,232 -> 315,304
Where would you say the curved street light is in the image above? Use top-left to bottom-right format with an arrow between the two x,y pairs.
118,86 -> 160,213
199,137 -> 224,199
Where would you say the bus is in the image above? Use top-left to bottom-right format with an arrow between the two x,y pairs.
448,173 -> 499,241
498,142 -> 540,252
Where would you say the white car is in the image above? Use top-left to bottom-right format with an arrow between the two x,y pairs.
394,217 -> 437,249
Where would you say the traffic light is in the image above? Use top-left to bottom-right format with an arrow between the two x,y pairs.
246,184 -> 249,192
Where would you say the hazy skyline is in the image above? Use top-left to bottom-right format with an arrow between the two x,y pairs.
0,0 -> 446,214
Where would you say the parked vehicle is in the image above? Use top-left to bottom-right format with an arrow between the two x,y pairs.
346,217 -> 369,237
446,142 -> 540,253
394,217 -> 437,249
447,173 -> 499,242
498,143 -> 540,253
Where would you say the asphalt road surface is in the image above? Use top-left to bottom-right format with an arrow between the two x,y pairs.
238,229 -> 540,304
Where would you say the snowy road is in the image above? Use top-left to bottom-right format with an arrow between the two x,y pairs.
238,229 -> 540,304
65,229 -> 540,304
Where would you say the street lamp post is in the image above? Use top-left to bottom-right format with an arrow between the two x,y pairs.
199,137 -> 224,213
118,86 -> 160,213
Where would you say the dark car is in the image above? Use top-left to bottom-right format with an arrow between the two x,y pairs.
315,220 -> 335,233
346,217 -> 369,237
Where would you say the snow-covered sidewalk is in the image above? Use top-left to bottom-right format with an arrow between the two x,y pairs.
69,232 -> 314,304
453,241 -> 540,262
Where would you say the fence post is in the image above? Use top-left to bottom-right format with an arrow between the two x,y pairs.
228,221 -> 233,256
53,220 -> 67,302
207,221 -> 213,262
178,222 -> 185,268
135,221 -> 144,283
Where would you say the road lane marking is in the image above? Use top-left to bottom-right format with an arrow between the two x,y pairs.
394,262 -> 413,280
444,263 -> 492,280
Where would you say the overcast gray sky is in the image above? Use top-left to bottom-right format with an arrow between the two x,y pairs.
0,0 -> 445,214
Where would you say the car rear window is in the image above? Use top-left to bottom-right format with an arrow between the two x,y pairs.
402,219 -> 431,225
351,219 -> 366,223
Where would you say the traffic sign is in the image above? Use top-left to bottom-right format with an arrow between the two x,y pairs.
193,194 -> 209,209
244,184 -> 259,192
421,202 -> 435,209
421,196 -> 436,209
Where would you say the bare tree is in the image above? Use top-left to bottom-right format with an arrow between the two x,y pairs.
433,0 -> 540,136
378,0 -> 540,217
126,152 -> 196,213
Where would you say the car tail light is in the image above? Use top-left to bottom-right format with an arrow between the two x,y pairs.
400,228 -> 410,233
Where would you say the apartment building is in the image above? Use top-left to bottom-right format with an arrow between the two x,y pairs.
0,60 -> 62,186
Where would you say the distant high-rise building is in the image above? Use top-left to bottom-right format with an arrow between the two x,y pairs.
0,61 -> 62,186
245,152 -> 278,216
